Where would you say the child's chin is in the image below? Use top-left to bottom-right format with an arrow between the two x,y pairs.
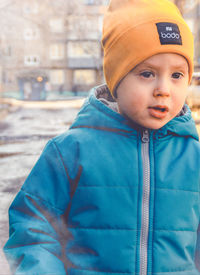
141,121 -> 168,130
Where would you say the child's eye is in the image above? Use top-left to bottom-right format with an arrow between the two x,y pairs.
140,71 -> 154,78
172,72 -> 184,79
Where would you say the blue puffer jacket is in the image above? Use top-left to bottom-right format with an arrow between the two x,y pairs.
4,85 -> 200,275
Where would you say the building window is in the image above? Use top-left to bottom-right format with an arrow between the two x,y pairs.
102,0 -> 109,4
98,16 -> 104,33
50,44 -> 65,60
4,46 -> 12,57
67,41 -> 100,58
185,19 -> 194,33
83,0 -> 94,4
184,0 -> 196,10
74,70 -> 96,85
23,3 -> 38,14
50,70 -> 64,85
83,0 -> 101,5
49,19 -> 64,33
24,55 -> 40,66
68,16 -> 100,39
24,28 -> 39,40
83,0 -> 109,4
2,71 -> 13,84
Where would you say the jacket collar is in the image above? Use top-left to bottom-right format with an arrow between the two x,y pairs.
71,84 -> 199,141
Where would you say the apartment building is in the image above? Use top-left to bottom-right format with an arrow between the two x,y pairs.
181,0 -> 200,70
171,0 -> 200,70
0,0 -> 199,99
0,0 -> 109,98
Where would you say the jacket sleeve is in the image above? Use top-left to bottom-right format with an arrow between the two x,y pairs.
3,138 -> 81,274
195,223 -> 200,271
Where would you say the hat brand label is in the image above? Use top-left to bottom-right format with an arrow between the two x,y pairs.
156,22 -> 182,45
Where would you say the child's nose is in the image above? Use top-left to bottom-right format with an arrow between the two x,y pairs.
153,79 -> 170,97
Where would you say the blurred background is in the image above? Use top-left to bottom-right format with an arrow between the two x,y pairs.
0,0 -> 109,101
0,0 -> 199,101
0,0 -> 200,273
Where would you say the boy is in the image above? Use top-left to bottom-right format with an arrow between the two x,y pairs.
4,0 -> 200,274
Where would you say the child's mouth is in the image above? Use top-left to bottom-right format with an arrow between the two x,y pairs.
148,105 -> 169,119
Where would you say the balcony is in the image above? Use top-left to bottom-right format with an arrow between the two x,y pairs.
67,57 -> 102,69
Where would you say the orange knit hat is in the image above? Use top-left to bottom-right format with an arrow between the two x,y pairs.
102,0 -> 194,96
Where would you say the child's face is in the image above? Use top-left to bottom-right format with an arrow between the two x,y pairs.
115,53 -> 189,129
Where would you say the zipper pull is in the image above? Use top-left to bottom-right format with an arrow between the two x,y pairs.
142,129 -> 149,143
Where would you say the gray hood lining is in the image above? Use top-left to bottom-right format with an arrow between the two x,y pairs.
95,84 -> 119,113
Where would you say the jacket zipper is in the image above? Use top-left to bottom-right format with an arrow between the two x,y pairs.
140,129 -> 150,275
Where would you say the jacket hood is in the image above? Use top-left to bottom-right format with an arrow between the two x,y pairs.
70,85 -> 199,141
